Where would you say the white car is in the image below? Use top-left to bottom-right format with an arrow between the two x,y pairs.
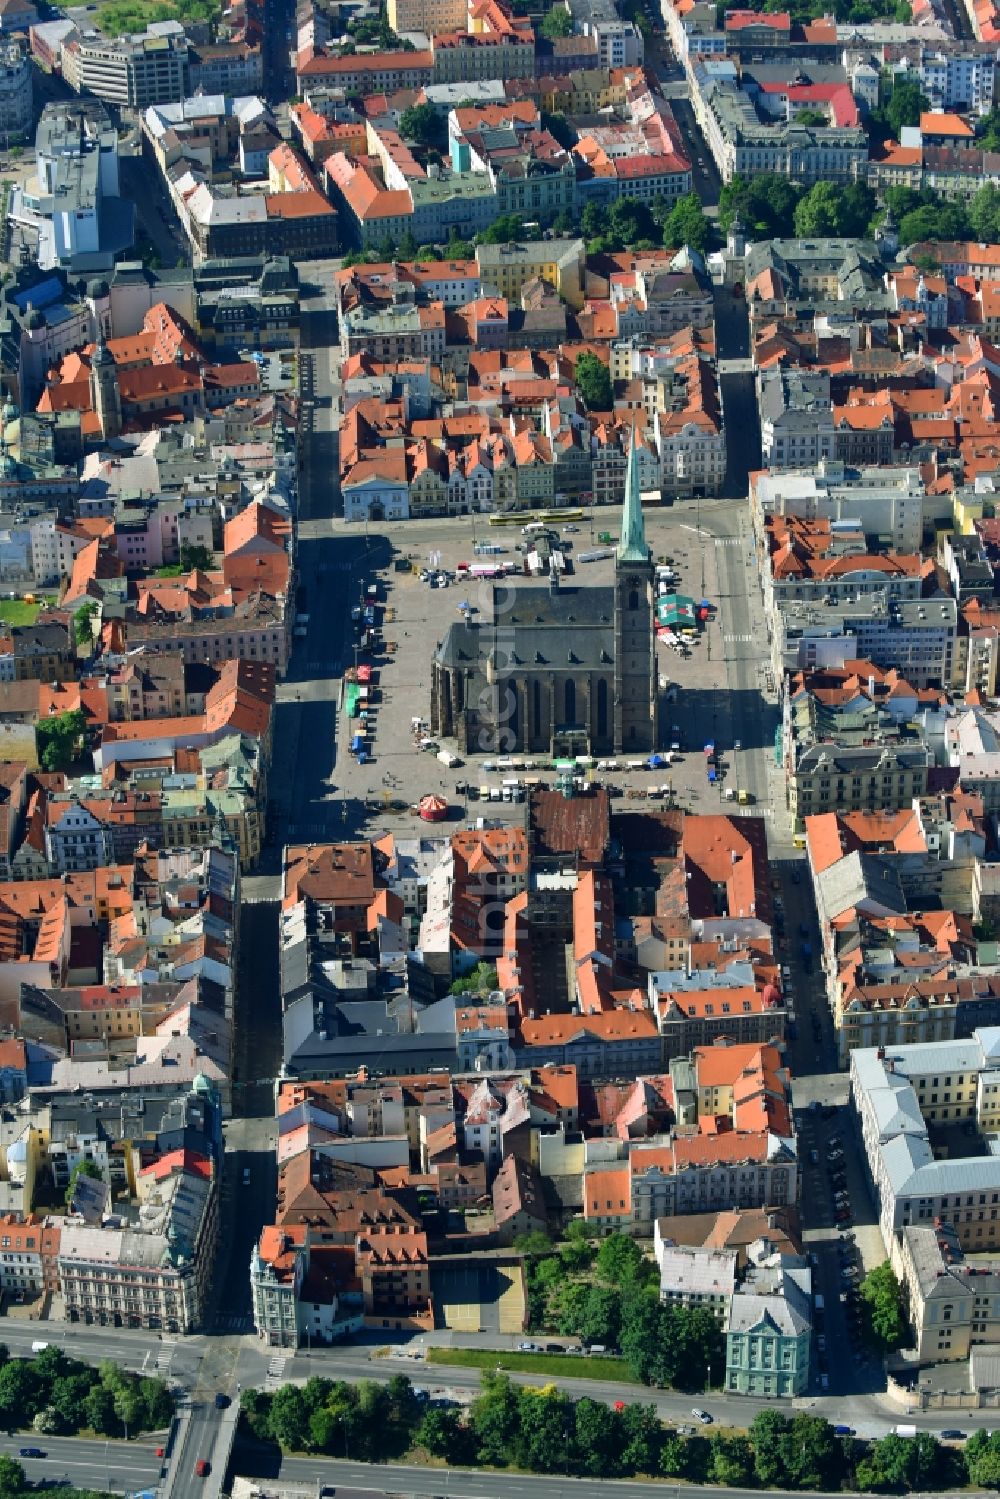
691,1409 -> 713,1425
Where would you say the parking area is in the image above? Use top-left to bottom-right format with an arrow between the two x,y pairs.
797,1101 -> 887,1398
332,508 -> 779,833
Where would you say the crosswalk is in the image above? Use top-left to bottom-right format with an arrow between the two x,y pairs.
215,1312 -> 253,1334
266,1355 -> 288,1386
723,632 -> 754,643
154,1339 -> 176,1374
714,536 -> 744,546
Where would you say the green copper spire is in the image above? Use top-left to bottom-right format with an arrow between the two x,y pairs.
617,429 -> 649,564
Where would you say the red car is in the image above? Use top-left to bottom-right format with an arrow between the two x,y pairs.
195,1460 -> 210,1478
155,1448 -> 164,1459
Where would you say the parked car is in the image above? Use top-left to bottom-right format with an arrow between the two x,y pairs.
941,1430 -> 966,1441
692,1409 -> 713,1424
834,1425 -> 854,1437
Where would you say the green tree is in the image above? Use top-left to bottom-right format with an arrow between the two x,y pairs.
240,1388 -> 272,1441
750,1409 -> 790,1487
783,1412 -> 843,1490
471,1374 -> 521,1467
0,1456 -> 24,1499
268,1384 -> 311,1451
859,1260 -> 906,1350
73,600 -> 98,649
36,708 -> 86,774
515,1387 -> 570,1473
719,172 -> 802,237
477,214 -> 529,244
794,180 -> 846,237
664,192 -> 711,255
595,1232 -> 644,1284
967,1430 -> 1000,1489
48,1372 -> 91,1433
575,352 -> 612,412
65,1158 -> 103,1210
541,112 -> 575,151
885,78 -> 928,135
608,197 -> 653,248
399,103 -> 444,150
580,202 -> 608,240
898,198 -> 969,246
417,1406 -> 465,1462
971,182 -> 1000,244
449,962 -> 498,995
540,3 -> 572,35
179,543 -> 215,572
620,1297 -> 668,1385
83,1381 -> 118,1436
576,1285 -> 622,1347
137,1376 -> 174,1430
708,1432 -> 755,1486
620,1400 -> 662,1474
572,1395 -> 619,1476
0,1358 -> 40,1429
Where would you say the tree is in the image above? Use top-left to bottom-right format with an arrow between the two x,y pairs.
708,1433 -> 755,1487
580,202 -> 608,241
885,78 -> 928,136
664,192 -> 711,255
575,352 -> 612,412
898,199 -> 969,246
417,1406 -> 465,1462
573,1396 -> 620,1476
794,181 -> 846,237
541,112 -> 575,151
36,708 -> 86,774
48,1373 -> 91,1434
515,1387 -> 570,1473
399,103 -> 444,150
268,1384 -> 311,1451
595,1232 -> 644,1285
750,1409 -> 790,1488
859,1260 -> 906,1351
608,197 -> 653,248
967,1430 -> 1000,1489
137,1376 -> 174,1430
971,183 -> 1000,245
718,172 -> 802,238
576,1285 -> 622,1348
83,1381 -> 118,1436
783,1413 -> 843,1490
449,962 -> 498,995
0,1358 -> 40,1429
0,1456 -> 24,1499
73,600 -> 98,649
477,214 -> 527,245
471,1374 -> 521,1467
619,1401 -> 662,1474
540,3 -> 572,35
179,543 -> 214,572
65,1158 -> 103,1210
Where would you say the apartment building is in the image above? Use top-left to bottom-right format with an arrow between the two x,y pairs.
787,743 -> 931,830
750,463 -> 926,555
388,0 -> 466,30
726,1249 -> 812,1397
852,1030 -> 1000,1253
61,20 -> 188,108
0,40 -> 31,141
893,1221 -> 1000,1364
654,1236 -> 737,1319
59,1152 -> 217,1330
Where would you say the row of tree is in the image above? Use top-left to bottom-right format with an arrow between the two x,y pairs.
0,1346 -> 173,1440
0,1452 -> 110,1499
718,169 -> 1000,252
243,1371 -> 992,1492
521,1230 -> 723,1389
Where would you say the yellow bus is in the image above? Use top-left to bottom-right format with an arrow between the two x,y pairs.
539,507 -> 584,523
488,512 -> 535,527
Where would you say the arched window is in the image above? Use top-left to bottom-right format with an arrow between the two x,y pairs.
628,589 -> 639,611
533,678 -> 541,728
597,678 -> 608,737
565,678 -> 576,724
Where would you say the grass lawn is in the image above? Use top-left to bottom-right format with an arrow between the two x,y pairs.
96,0 -> 220,37
426,1346 -> 639,1384
0,598 -> 41,625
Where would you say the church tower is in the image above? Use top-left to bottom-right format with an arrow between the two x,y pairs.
90,331 -> 121,441
613,432 -> 656,754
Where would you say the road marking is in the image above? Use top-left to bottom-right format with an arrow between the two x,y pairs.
714,536 -> 742,546
724,633 -> 753,643
267,1355 -> 287,1384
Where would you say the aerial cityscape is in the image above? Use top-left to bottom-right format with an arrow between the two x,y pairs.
4,0 -> 1000,1490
